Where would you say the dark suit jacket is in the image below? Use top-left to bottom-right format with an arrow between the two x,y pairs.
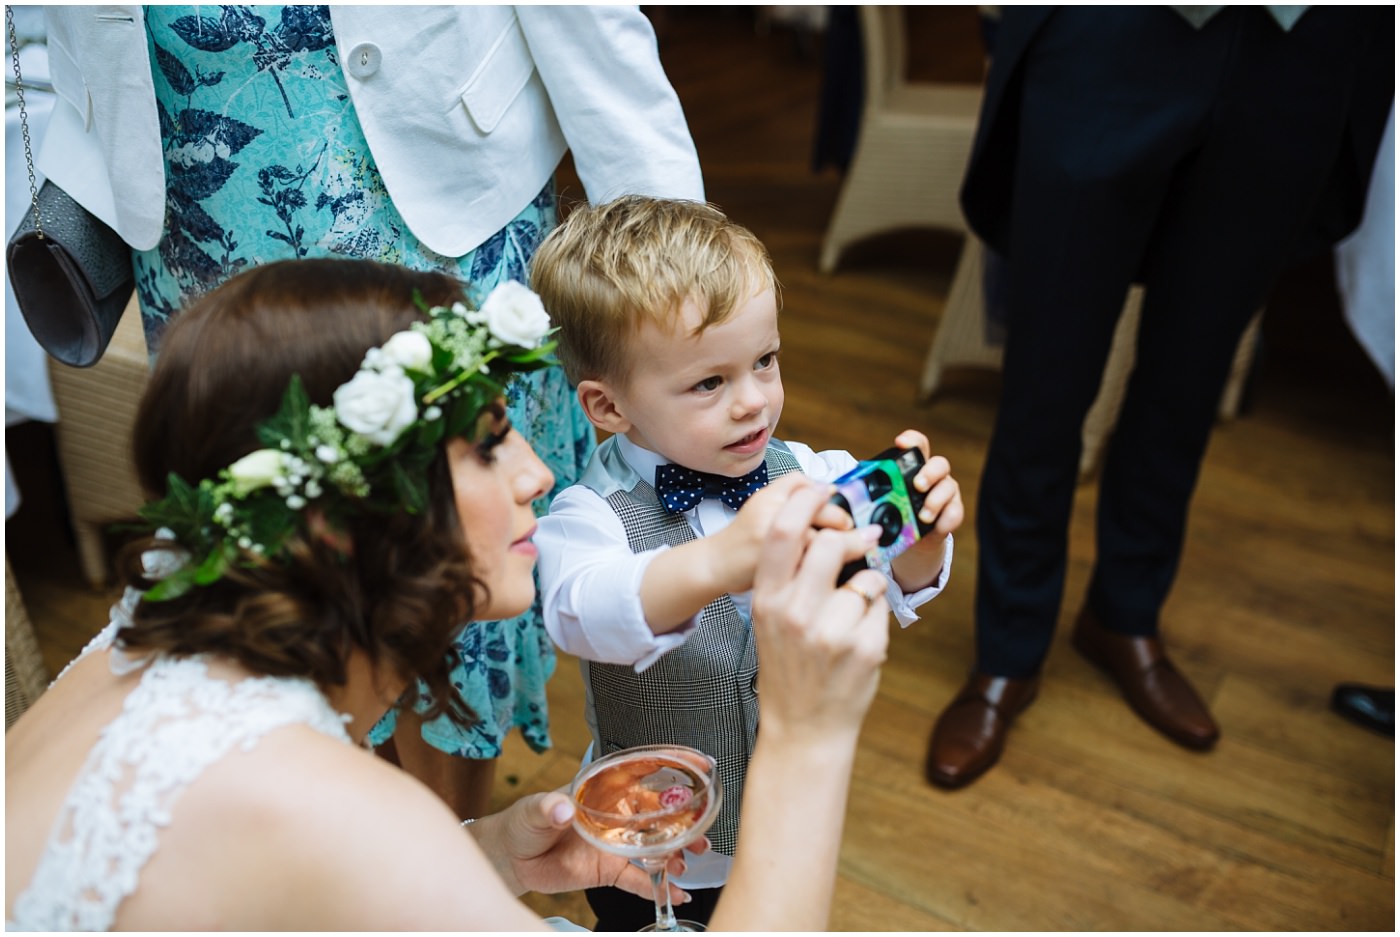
960,6 -> 1394,264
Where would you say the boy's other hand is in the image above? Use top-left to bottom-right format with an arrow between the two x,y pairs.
893,429 -> 964,542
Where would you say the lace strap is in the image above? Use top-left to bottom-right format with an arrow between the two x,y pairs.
11,654 -> 350,930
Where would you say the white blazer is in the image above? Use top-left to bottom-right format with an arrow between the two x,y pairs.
39,5 -> 704,255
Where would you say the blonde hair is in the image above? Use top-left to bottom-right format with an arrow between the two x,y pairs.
530,196 -> 778,385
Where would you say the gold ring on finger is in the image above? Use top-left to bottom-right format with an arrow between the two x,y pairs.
840,580 -> 880,610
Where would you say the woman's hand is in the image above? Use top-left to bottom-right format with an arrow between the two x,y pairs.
708,472 -> 854,596
472,789 -> 706,902
749,479 -> 892,744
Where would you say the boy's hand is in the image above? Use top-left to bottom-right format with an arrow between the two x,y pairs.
893,429 -> 963,541
889,429 -> 963,591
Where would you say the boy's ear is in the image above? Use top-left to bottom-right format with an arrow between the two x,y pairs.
577,379 -> 632,435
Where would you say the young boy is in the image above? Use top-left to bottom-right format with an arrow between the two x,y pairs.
531,196 -> 963,929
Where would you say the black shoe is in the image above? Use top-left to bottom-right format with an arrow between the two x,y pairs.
1330,683 -> 1394,737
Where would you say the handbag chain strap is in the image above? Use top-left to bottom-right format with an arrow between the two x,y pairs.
6,4 -> 43,240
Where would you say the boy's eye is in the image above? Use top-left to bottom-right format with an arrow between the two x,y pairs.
756,351 -> 778,370
693,376 -> 722,392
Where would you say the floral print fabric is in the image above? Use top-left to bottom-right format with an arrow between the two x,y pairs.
135,5 -> 595,758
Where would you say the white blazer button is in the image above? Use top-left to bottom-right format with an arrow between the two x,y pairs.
345,42 -> 382,79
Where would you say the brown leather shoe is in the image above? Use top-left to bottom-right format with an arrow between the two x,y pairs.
925,673 -> 1040,789
1072,607 -> 1219,749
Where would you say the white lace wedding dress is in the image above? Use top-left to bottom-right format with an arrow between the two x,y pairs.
6,588 -> 352,931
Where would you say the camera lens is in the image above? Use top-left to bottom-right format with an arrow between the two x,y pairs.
872,502 -> 904,547
830,492 -> 853,517
864,467 -> 894,500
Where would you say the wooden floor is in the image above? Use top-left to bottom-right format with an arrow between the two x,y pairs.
7,7 -> 1393,931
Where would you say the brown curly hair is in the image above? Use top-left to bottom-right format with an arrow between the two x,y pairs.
116,258 -> 491,730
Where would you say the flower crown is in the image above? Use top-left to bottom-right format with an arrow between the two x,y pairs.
137,280 -> 556,601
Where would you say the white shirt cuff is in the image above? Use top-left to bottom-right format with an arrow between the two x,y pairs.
889,533 -> 954,628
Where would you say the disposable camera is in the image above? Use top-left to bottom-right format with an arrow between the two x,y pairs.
829,447 -> 934,584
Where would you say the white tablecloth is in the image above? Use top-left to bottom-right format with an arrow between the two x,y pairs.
1333,105 -> 1395,389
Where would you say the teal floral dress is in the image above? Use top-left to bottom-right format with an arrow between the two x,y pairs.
133,5 -> 596,758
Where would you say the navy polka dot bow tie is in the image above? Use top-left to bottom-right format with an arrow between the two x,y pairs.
654,462 -> 770,514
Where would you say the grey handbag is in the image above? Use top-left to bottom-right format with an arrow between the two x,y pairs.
5,5 -> 135,368
7,180 -> 136,368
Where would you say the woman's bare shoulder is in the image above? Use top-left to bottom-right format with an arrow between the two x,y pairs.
126,724 -> 544,930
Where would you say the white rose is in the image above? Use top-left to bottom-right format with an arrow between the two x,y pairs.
379,330 -> 433,371
226,449 -> 286,497
480,280 -> 551,347
333,368 -> 418,446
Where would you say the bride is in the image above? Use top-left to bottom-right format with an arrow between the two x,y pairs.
6,258 -> 893,930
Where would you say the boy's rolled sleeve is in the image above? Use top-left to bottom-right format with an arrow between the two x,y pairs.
536,486 -> 700,670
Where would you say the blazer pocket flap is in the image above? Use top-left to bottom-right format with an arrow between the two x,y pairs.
456,16 -> 535,134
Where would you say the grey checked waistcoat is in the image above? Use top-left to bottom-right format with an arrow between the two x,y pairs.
576,436 -> 802,856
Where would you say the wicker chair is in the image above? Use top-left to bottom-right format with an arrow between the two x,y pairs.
817,6 -> 981,274
45,294 -> 150,588
6,555 -> 49,727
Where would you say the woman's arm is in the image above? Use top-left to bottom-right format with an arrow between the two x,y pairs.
516,5 -> 705,202
197,734 -> 687,931
709,482 -> 893,931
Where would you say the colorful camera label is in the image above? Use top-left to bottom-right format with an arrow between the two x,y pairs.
831,455 -> 922,567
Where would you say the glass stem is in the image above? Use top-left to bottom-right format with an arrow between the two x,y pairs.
644,857 -> 680,931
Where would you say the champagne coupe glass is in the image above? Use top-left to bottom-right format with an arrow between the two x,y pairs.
570,744 -> 722,932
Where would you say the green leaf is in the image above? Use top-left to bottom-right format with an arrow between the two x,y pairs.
443,385 -> 493,439
242,497 -> 298,553
258,374 -> 313,451
505,342 -> 557,365
418,416 -> 445,449
192,544 -> 232,585
138,474 -> 215,546
431,342 -> 456,374
391,458 -> 429,515
143,568 -> 196,602
510,358 -> 553,375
